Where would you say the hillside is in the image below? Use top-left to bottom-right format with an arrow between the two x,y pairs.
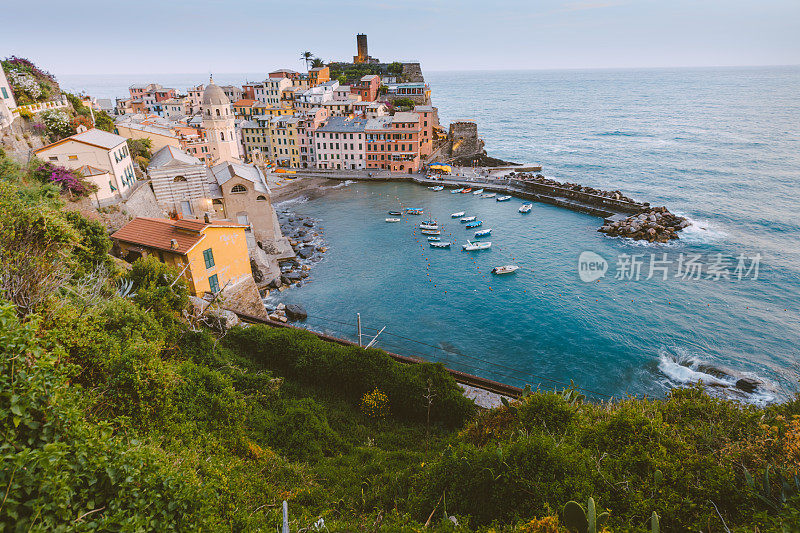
0,147 -> 798,531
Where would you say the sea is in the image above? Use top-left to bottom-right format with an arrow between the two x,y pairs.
59,67 -> 800,403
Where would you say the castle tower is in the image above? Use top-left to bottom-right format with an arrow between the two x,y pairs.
354,34 -> 368,64
201,76 -> 239,164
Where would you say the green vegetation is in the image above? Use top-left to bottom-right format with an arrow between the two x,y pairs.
65,93 -> 116,133
1,56 -> 60,105
328,62 -> 385,84
1,148 -> 799,531
393,97 -> 417,110
127,137 -> 153,170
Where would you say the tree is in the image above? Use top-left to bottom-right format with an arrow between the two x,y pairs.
310,57 -> 324,68
300,51 -> 314,70
388,61 -> 404,75
128,138 -> 152,169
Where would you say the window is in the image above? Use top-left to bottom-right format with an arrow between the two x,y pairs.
208,274 -> 220,293
48,156 -> 58,162
231,184 -> 247,193
256,195 -> 267,201
203,248 -> 215,269
68,155 -> 78,161
173,175 -> 187,182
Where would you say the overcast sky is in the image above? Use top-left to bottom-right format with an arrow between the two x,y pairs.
3,0 -> 799,75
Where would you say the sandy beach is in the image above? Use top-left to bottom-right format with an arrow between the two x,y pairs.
269,176 -> 342,204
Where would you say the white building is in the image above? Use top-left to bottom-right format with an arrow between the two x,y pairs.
0,68 -> 17,130
201,78 -> 239,164
33,128 -> 137,205
148,145 -> 212,217
314,116 -> 367,170
254,77 -> 291,106
298,80 -> 339,105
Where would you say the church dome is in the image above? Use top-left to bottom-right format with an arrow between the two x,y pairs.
202,78 -> 229,106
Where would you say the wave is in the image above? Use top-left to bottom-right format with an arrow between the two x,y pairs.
328,180 -> 355,189
657,348 -> 778,405
672,213 -> 728,245
595,130 -> 652,138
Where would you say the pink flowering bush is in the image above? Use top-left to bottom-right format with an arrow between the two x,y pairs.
33,162 -> 97,198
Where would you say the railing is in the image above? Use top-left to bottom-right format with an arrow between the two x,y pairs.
12,95 -> 70,118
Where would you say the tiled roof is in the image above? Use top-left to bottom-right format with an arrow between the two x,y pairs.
148,145 -> 202,169
392,112 -> 420,123
233,98 -> 256,107
35,128 -> 127,154
111,217 -> 245,254
317,116 -> 367,133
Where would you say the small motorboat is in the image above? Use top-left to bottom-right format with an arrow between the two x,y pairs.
519,203 -> 533,213
427,236 -> 441,241
460,216 -> 476,223
462,240 -> 492,251
428,186 -> 444,191
419,223 -> 439,230
388,211 -> 403,216
492,265 -> 519,275
420,229 -> 441,235
496,195 -> 512,202
406,208 -> 424,215
460,188 -> 472,193
474,228 -> 492,237
385,218 -> 402,222
480,193 -> 496,198
472,188 -> 484,195
451,211 -> 465,218
465,220 -> 483,228
451,188 -> 464,194
429,241 -> 451,248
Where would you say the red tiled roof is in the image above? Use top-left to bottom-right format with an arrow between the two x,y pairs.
111,217 -> 246,254
233,99 -> 256,107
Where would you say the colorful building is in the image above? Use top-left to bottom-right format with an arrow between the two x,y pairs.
365,112 -> 422,173
351,74 -> 380,101
308,66 -> 330,87
314,116 -> 367,170
112,217 -> 251,296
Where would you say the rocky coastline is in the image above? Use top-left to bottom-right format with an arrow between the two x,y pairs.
599,206 -> 691,243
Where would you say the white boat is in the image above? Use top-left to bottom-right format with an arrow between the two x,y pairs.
406,208 -> 424,215
519,203 -> 533,213
427,236 -> 441,241
492,265 -> 519,275
460,216 -> 476,223
428,186 -> 444,191
481,193 -> 496,198
419,222 -> 439,230
474,228 -> 492,237
462,240 -> 492,251
451,211 -> 465,218
429,242 -> 451,248
472,188 -> 484,195
451,188 -> 464,194
496,195 -> 512,202
385,218 -> 402,222
420,229 -> 441,235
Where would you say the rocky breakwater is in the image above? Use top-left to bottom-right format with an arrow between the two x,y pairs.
599,206 -> 691,243
511,172 -> 641,204
265,302 -> 308,324
265,211 -> 327,292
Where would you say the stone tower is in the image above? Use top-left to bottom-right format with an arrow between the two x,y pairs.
354,34 -> 368,64
201,76 -> 239,164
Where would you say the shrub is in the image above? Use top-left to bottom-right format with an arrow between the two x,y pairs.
266,398 -> 341,462
41,109 -> 74,139
223,325 -> 474,427
360,388 -> 390,419
32,162 -> 98,197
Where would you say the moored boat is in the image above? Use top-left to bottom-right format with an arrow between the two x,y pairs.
427,236 -> 441,241
496,195 -> 512,202
462,240 -> 492,251
460,216 -> 476,223
491,265 -> 519,275
419,223 -> 439,230
451,188 -> 464,194
420,229 -> 441,235
385,218 -> 402,222
472,188 -> 484,195
465,220 -> 483,228
428,186 -> 444,191
388,211 -> 403,216
480,193 -> 496,198
406,208 -> 424,215
460,188 -> 472,193
474,228 -> 492,237
451,211 -> 465,218
429,242 -> 451,248
519,203 -> 533,213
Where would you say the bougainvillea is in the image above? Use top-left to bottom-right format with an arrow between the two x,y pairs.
34,163 -> 97,197
41,109 -> 74,139
2,56 -> 58,104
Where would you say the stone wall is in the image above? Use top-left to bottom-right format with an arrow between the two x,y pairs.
447,121 -> 484,158
401,63 -> 424,83
122,181 -> 163,219
221,273 -> 269,320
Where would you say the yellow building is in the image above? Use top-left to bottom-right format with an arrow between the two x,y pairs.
111,217 -> 251,296
308,66 -> 330,87
268,115 -> 302,168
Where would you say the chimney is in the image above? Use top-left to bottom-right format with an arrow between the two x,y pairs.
204,213 -> 210,224
170,239 -> 179,250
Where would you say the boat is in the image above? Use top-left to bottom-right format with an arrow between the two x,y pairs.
492,265 -> 519,275
451,211 -> 465,218
420,229 -> 441,235
465,220 -> 483,228
472,189 -> 484,195
427,236 -> 441,241
385,218 -> 402,222
462,240 -> 492,251
451,188 -> 464,194
460,188 -> 472,193
429,242 -> 451,249
460,216 -> 476,223
428,186 -> 444,191
480,193 -> 496,198
419,223 -> 439,230
474,228 -> 492,237
388,211 -> 403,216
406,208 -> 424,215
519,203 -> 533,213
496,195 -> 512,202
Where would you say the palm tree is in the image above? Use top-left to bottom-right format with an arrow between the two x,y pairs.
310,57 -> 324,68
300,51 -> 313,70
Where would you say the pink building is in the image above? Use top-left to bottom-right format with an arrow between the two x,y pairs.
351,74 -> 380,102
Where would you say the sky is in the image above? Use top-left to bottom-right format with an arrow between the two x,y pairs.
2,0 -> 799,76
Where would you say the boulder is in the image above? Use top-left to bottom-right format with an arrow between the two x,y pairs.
268,277 -> 282,289
207,309 -> 239,330
303,221 -> 314,227
284,303 -> 307,321
285,272 -> 303,282
297,247 -> 314,259
735,377 -> 759,394
276,303 -> 286,311
280,275 -> 291,286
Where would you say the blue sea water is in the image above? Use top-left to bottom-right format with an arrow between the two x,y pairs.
60,67 -> 800,402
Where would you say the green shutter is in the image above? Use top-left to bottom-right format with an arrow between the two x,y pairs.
208,274 -> 220,293
203,248 -> 215,269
